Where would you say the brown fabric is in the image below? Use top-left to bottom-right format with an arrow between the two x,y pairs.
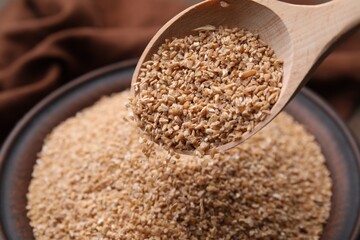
0,0 -> 359,143
0,0 -> 187,142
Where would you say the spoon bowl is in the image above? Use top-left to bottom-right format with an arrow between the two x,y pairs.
132,0 -> 360,153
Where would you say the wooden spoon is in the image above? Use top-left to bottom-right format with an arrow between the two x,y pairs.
131,0 -> 360,153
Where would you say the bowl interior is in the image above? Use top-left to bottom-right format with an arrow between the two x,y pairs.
1,60 -> 360,239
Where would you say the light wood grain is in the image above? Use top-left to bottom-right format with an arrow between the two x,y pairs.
132,0 -> 360,153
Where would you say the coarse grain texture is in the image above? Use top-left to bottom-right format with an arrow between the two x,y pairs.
27,90 -> 331,240
131,26 -> 283,154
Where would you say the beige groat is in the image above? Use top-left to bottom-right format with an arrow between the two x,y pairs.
27,90 -> 331,240
131,26 -> 283,155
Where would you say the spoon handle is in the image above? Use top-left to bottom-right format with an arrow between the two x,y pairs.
268,0 -> 360,91
291,0 -> 360,66
298,0 -> 360,59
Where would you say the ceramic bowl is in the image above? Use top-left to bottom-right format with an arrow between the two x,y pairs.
0,60 -> 359,239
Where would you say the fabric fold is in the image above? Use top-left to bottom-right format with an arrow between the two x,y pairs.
0,0 -> 187,142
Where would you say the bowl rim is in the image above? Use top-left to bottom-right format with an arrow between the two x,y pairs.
0,59 -> 360,239
0,59 -> 138,239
